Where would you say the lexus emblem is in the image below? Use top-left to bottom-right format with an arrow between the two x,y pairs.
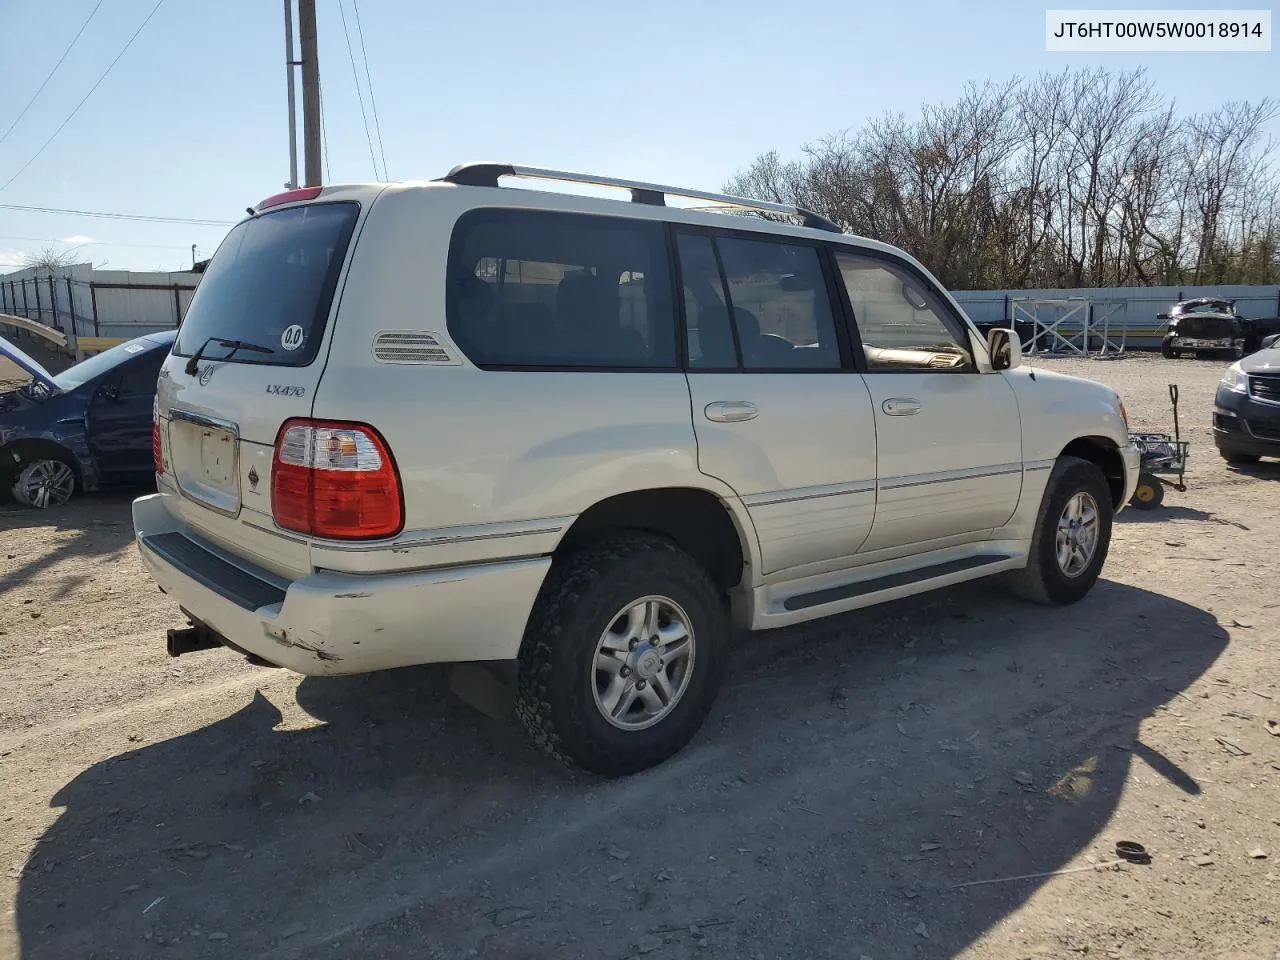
198,365 -> 214,386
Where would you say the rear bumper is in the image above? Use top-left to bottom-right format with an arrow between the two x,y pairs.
132,493 -> 550,676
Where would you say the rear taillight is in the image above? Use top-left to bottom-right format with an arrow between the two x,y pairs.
271,418 -> 403,540
152,398 -> 164,475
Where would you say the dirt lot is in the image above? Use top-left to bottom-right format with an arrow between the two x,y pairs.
2,354 -> 1278,960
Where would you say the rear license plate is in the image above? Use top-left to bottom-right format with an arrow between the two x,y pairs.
170,418 -> 241,513
199,429 -> 236,486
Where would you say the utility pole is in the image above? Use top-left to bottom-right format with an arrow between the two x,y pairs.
283,0 -> 299,189
298,0 -> 322,187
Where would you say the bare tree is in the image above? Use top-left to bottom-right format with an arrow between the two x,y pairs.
21,245 -> 80,275
725,66 -> 1280,289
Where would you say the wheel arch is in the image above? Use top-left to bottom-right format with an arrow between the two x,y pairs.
1,436 -> 85,481
1058,435 -> 1125,508
554,486 -> 755,594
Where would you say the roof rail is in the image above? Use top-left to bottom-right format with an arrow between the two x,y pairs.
440,162 -> 843,234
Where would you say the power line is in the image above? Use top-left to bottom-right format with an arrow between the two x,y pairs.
336,0 -> 381,179
0,0 -> 107,149
351,0 -> 389,179
0,202 -> 232,226
0,235 -> 198,251
0,0 -> 168,194
318,76 -> 331,182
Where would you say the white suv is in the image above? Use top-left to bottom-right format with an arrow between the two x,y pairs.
133,163 -> 1140,776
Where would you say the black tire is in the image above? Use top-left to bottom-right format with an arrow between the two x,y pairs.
1161,342 -> 1177,359
1220,448 -> 1261,465
1129,472 -> 1164,510
1005,456 -> 1114,606
515,533 -> 729,777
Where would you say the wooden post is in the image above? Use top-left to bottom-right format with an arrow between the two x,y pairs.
298,0 -> 322,186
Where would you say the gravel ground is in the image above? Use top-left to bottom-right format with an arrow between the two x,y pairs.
2,353 -> 1279,960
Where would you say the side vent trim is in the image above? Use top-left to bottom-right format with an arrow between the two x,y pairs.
372,331 -> 461,365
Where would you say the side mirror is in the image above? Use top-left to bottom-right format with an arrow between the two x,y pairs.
987,327 -> 1021,371
1156,313 -> 1171,321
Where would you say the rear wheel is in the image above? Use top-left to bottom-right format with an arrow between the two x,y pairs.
515,533 -> 729,777
1005,456 -> 1113,605
11,458 -> 77,508
1129,472 -> 1164,510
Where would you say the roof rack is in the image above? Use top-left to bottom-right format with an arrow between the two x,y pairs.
440,162 -> 843,234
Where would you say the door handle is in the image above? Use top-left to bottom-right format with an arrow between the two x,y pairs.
704,401 -> 758,423
882,397 -> 922,417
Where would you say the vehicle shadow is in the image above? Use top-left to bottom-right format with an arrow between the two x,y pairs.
1227,459 -> 1280,481
1116,504 -> 1250,529
14,580 -> 1226,960
0,493 -> 139,599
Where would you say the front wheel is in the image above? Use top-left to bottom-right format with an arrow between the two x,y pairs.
515,534 -> 728,777
11,458 -> 77,508
1005,456 -> 1113,605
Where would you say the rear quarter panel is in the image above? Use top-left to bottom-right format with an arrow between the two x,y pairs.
310,185 -> 755,575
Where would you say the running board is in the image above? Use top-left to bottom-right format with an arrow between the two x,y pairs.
783,553 -> 1012,612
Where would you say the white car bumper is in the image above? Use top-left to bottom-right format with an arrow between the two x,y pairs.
132,493 -> 550,676
1120,443 -> 1142,509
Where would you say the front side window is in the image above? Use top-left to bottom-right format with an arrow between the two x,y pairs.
834,251 -> 972,372
447,210 -> 677,369
677,232 -> 841,371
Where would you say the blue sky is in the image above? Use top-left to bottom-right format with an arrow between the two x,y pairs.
0,0 -> 1275,272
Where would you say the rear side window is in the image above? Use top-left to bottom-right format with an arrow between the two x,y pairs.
676,231 -> 842,371
173,202 -> 360,367
446,209 -> 677,369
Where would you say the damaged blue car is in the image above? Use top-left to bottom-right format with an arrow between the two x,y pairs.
0,330 -> 174,508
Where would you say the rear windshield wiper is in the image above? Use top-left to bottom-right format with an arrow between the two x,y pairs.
184,336 -> 275,375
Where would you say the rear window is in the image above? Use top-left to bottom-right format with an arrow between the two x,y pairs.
173,202 -> 359,367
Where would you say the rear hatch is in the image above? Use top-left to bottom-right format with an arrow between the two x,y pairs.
156,191 -> 366,579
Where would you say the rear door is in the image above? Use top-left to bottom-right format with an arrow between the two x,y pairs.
678,229 -> 877,577
832,249 -> 1022,554
156,195 -> 364,578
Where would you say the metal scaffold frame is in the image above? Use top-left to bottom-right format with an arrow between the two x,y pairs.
1011,297 -> 1127,357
